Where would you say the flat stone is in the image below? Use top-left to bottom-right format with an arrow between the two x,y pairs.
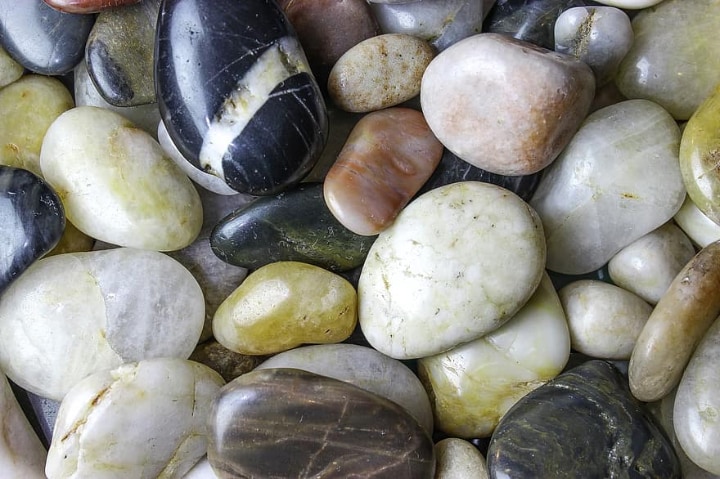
43,0 -> 142,13
156,0 -> 328,195
207,368 -> 435,479
674,195 -> 720,248
435,438 -> 488,479
211,182 -> 376,272
324,107 -> 443,236
487,360 -> 680,478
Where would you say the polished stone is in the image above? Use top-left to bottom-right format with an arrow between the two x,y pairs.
156,0 -> 328,195
207,368 -> 435,478
44,0 -> 141,13
211,183 -> 376,272
487,360 -> 680,478
0,166 -> 64,294
674,195 -> 720,248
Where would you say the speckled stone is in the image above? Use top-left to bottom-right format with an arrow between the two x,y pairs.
487,360 -> 680,478
43,0 -> 142,13
207,368 -> 435,479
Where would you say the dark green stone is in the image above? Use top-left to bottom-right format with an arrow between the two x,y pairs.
207,368 -> 435,479
487,360 -> 680,479
210,183 -> 376,272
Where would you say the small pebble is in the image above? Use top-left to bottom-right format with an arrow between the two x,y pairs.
0,44 -> 23,88
434,438 -> 489,479
674,195 -> 720,248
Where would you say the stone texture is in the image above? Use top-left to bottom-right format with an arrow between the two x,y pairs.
324,107 -> 443,236
593,0 -> 663,7
674,195 -> 720,248
43,0 -> 141,13
189,340 -> 267,383
207,368 -> 435,478
435,438 -> 489,479
0,44 -> 22,88
421,33 -> 595,176
487,360 -> 680,478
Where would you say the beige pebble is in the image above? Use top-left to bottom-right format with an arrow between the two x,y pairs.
434,438 -> 489,479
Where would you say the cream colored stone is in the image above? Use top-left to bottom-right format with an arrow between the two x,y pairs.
592,0 -> 664,8
0,46 -> 23,88
674,195 -> 720,248
434,438 -> 489,479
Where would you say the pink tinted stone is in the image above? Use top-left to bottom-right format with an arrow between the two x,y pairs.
43,0 -> 141,13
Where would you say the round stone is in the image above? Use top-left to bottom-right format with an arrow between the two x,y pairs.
434,438 -> 488,479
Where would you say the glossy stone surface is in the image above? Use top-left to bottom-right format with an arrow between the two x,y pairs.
156,0 -> 328,195
324,108 -> 443,235
46,358 -> 225,479
86,0 -> 159,107
435,438 -> 489,479
0,0 -> 94,75
674,195 -> 720,248
211,183 -> 376,272
0,166 -> 64,294
487,360 -> 680,478
44,0 -> 141,13
421,33 -> 594,176
359,181 -> 546,360
207,368 -> 435,478
0,44 -> 22,88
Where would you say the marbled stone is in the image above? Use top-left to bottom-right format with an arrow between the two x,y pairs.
40,106 -> 203,251
0,44 -> 22,88
156,0 -> 328,195
530,100 -> 685,275
0,166 -> 64,293
608,223 -> 696,305
207,368 -> 435,479
324,108 -> 443,236
487,360 -> 680,478
46,358 -> 225,479
211,183 -> 376,272
616,0 -> 720,120
0,0 -> 94,75
421,33 -> 595,176
418,273 -> 569,437
257,343 -> 433,434
359,181 -> 546,360
85,0 -> 159,107
629,240 -> 720,402
554,6 -> 633,86
0,247 -> 205,400
189,341 -> 266,383
674,195 -> 720,248
44,0 -> 141,13
213,261 -> 357,355
328,34 -> 434,112
559,280 -> 651,360
435,438 -> 489,479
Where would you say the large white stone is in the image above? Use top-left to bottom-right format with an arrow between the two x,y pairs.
46,358 -> 225,479
0,248 -> 205,400
359,181 -> 546,359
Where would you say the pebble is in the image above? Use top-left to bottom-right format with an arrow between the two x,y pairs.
40,106 -> 203,251
213,261 -> 357,355
530,99 -> 685,275
46,358 -> 225,479
189,340 -> 266,383
421,33 -> 595,176
0,44 -> 23,88
608,223 -> 696,305
359,181 -> 546,360
591,0 -> 664,8
434,438 -> 488,479
324,107 -> 443,236
43,0 -> 142,13
0,247 -> 205,400
674,195 -> 720,248
328,33 -> 434,113
183,458 -> 219,479
207,368 -> 435,478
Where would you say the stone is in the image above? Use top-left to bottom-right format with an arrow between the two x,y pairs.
207,368 -> 435,479
85,0 -> 159,107
0,44 -> 22,88
418,273 -> 569,437
674,318 -> 720,475
629,240 -> 720,402
328,34 -> 434,113
554,6 -> 634,86
45,220 -> 94,257
156,0 -> 328,195
43,0 -> 142,13
608,223 -> 696,305
46,358 -> 225,479
189,341 -> 266,383
559,280 -> 651,360
257,343 -> 433,434
530,100 -> 685,275
592,0 -> 663,7
184,458 -> 219,479
359,181 -> 546,360
0,247 -> 205,400
674,195 -> 720,248
0,0 -> 94,75
324,107 -> 443,236
0,166 -> 65,293
213,261 -> 357,355
421,33 -> 595,176
434,438 -> 489,479
487,361 -> 680,478
211,182 -> 376,272
616,0 -> 720,120
40,106 -> 203,251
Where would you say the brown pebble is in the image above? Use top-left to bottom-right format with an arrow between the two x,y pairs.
189,340 -> 268,383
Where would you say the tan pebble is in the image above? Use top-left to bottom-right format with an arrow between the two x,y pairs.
435,438 -> 489,479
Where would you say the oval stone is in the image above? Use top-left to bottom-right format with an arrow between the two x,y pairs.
674,195 -> 720,248
434,438 -> 488,479
207,368 -> 435,479
324,107 -> 443,236
421,33 -> 595,176
213,261 -> 357,355
40,106 -> 203,251
46,358 -> 224,479
0,247 -> 205,400
359,181 -> 546,360
328,33 -> 434,113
